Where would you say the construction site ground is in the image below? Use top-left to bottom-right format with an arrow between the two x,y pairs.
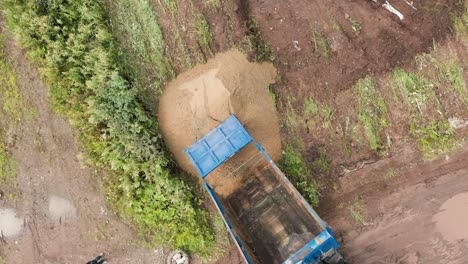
1,0 -> 468,263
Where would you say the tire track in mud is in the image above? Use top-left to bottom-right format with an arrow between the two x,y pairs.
321,144 -> 468,263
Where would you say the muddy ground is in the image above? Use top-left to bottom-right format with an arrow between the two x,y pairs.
153,0 -> 468,263
321,144 -> 468,263
1,0 -> 467,263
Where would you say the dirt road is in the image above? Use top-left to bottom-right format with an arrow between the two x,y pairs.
319,143 -> 468,263
0,21 -> 165,264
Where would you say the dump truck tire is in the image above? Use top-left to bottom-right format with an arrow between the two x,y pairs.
320,249 -> 348,264
166,250 -> 189,264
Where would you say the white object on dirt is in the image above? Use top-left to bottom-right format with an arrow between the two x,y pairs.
373,0 -> 405,20
448,117 -> 468,129
292,40 -> 301,51
403,0 -> 417,10
382,1 -> 404,20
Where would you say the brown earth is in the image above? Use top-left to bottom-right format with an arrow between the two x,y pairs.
158,50 -> 281,197
152,0 -> 468,263
1,0 -> 467,263
319,143 -> 468,263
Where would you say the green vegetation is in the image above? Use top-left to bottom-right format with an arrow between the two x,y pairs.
0,35 -> 24,123
0,34 -> 19,185
385,167 -> 400,179
161,0 -> 178,15
350,19 -> 362,35
205,0 -> 221,9
330,17 -> 341,33
3,0 -> 215,256
410,119 -> 455,160
453,5 -> 468,43
354,76 -> 389,151
245,19 -> 274,62
284,95 -> 301,131
280,144 -> 320,206
320,105 -> 335,129
195,16 -> 213,49
0,140 -> 14,184
392,69 -> 456,160
348,198 -> 367,225
302,96 -> 335,130
304,97 -> 319,115
311,147 -> 331,176
436,58 -> 467,102
392,69 -> 437,114
268,85 -> 277,105
311,29 -> 330,57
107,0 -> 175,91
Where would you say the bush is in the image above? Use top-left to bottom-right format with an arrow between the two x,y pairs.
410,119 -> 455,160
280,144 -> 319,206
354,75 -> 389,151
3,0 -> 215,256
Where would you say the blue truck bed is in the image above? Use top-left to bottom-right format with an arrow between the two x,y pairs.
184,115 -> 345,264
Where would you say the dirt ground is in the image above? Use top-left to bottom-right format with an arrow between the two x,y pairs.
318,143 -> 468,263
153,0 -> 468,263
0,21 -> 166,264
1,0 -> 468,263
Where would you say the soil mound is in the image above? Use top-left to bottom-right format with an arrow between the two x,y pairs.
159,50 -> 281,195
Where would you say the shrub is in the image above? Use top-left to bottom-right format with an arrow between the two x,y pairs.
3,0 -> 215,256
280,144 -> 319,206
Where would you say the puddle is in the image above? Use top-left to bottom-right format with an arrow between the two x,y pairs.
48,195 -> 77,223
0,208 -> 23,237
432,192 -> 468,243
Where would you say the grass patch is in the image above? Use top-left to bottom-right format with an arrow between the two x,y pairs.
453,5 -> 468,43
3,0 -> 215,257
304,97 -> 319,115
280,144 -> 320,206
436,57 -> 467,102
268,85 -> 277,105
204,0 -> 221,10
312,147 -> 331,176
195,15 -> 213,49
385,167 -> 400,179
244,19 -> 274,62
161,0 -> 178,15
108,0 -> 175,90
410,119 -> 456,160
348,198 -> 367,225
0,132 -> 16,185
354,75 -> 389,151
392,69 -> 437,115
303,96 -> 335,130
392,69 -> 456,159
284,95 -> 301,131
0,35 -> 24,123
311,28 -> 330,57
321,105 -> 335,129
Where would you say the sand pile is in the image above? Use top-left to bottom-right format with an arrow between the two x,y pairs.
158,50 -> 281,196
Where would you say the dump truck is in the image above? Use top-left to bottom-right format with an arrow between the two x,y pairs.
184,115 -> 347,264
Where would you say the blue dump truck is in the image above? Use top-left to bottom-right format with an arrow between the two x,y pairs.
184,115 -> 347,264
